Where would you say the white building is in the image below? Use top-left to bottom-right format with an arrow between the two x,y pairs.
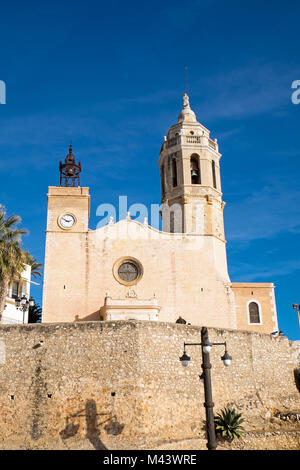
2,264 -> 34,324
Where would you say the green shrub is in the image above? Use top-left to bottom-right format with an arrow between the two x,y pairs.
214,407 -> 245,441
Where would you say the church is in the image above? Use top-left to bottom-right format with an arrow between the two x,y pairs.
42,94 -> 278,334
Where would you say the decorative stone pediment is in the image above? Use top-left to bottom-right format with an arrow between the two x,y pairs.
100,293 -> 160,321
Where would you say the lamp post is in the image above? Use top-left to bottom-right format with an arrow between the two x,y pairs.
292,304 -> 300,333
15,295 -> 34,323
179,326 -> 232,451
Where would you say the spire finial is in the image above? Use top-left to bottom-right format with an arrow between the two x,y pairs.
183,92 -> 190,109
183,67 -> 191,109
185,66 -> 189,95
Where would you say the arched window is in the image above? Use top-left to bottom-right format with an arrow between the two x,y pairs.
212,160 -> 217,189
248,302 -> 260,324
190,155 -> 201,184
172,158 -> 178,187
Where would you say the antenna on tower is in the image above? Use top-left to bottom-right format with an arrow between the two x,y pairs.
185,66 -> 189,96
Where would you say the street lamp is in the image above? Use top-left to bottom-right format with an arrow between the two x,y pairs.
179,326 -> 232,451
292,304 -> 300,333
15,295 -> 35,323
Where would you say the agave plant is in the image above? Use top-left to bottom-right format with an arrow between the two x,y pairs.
214,407 -> 245,441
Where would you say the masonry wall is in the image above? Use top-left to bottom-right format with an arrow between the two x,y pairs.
0,321 -> 299,450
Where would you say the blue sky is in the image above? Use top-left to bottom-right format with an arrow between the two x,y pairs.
0,0 -> 300,339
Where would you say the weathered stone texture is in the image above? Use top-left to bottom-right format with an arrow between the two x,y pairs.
0,321 -> 299,450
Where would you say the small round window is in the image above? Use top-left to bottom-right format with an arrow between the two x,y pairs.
118,262 -> 139,283
113,257 -> 143,286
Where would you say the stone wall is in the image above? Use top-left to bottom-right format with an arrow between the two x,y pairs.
0,321 -> 299,450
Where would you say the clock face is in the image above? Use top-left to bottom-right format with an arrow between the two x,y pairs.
59,214 -> 76,229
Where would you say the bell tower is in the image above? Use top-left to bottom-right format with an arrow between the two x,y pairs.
42,144 -> 90,323
158,93 -> 225,240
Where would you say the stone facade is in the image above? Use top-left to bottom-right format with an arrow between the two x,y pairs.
42,95 -> 279,333
0,321 -> 299,450
43,196 -> 237,329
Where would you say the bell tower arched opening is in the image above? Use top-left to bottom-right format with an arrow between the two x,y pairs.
172,158 -> 178,188
190,155 -> 201,185
212,160 -> 217,189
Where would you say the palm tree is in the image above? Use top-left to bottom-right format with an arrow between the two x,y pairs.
0,206 -> 28,320
0,207 -> 27,244
28,303 -> 42,323
0,241 -> 27,319
23,252 -> 43,280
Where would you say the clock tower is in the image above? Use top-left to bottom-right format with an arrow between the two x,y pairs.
42,145 -> 90,322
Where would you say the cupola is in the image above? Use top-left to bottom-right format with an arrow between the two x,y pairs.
177,93 -> 197,123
